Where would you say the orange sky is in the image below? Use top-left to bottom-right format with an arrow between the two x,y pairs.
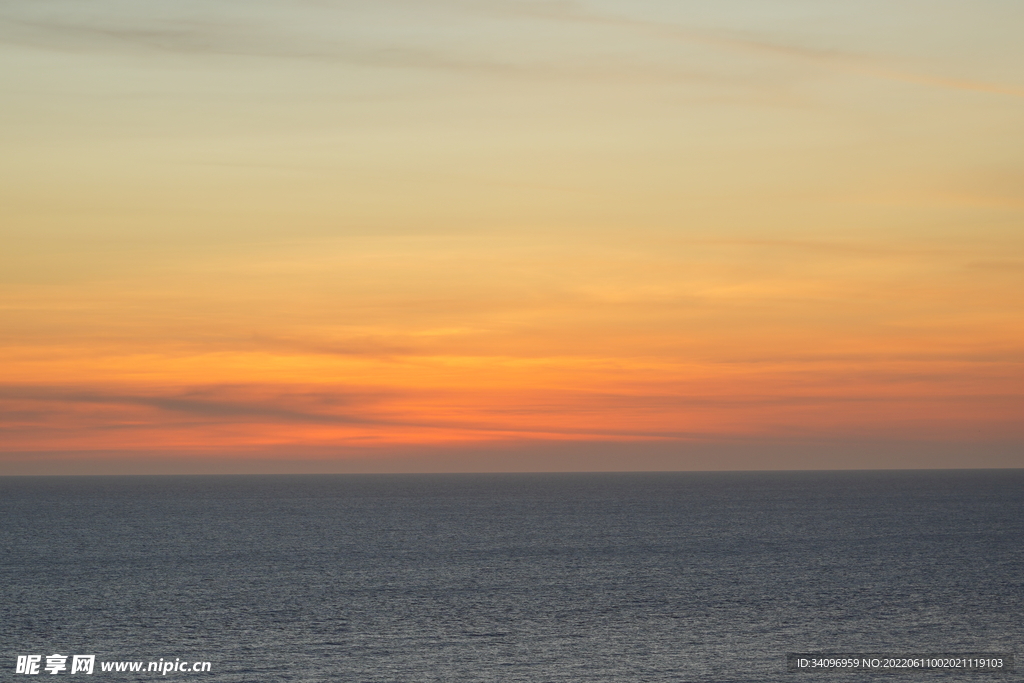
2,0 -> 1022,473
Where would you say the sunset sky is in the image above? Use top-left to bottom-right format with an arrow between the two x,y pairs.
2,0 -> 1022,474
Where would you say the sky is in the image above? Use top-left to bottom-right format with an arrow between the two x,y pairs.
2,0 -> 1023,474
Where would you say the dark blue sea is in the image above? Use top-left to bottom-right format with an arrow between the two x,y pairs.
2,471 -> 1021,682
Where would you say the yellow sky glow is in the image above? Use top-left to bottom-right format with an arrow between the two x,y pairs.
2,0 -> 1023,473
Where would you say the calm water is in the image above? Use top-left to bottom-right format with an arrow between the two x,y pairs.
1,471 -> 1021,682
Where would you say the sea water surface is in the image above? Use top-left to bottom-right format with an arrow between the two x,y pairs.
2,471 -> 1021,682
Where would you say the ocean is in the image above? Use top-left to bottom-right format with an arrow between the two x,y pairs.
2,470 -> 1021,682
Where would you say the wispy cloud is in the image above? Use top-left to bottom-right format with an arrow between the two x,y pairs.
0,0 -> 716,84
0,385 -> 383,425
966,260 -> 1024,272
474,0 -> 1024,97
0,384 -> 705,440
8,0 -> 1019,98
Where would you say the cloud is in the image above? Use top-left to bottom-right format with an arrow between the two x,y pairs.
0,384 -> 698,440
0,384 -> 379,424
0,0 -> 717,85
408,0 -> 1024,99
12,0 -> 1018,99
966,260 -> 1024,272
